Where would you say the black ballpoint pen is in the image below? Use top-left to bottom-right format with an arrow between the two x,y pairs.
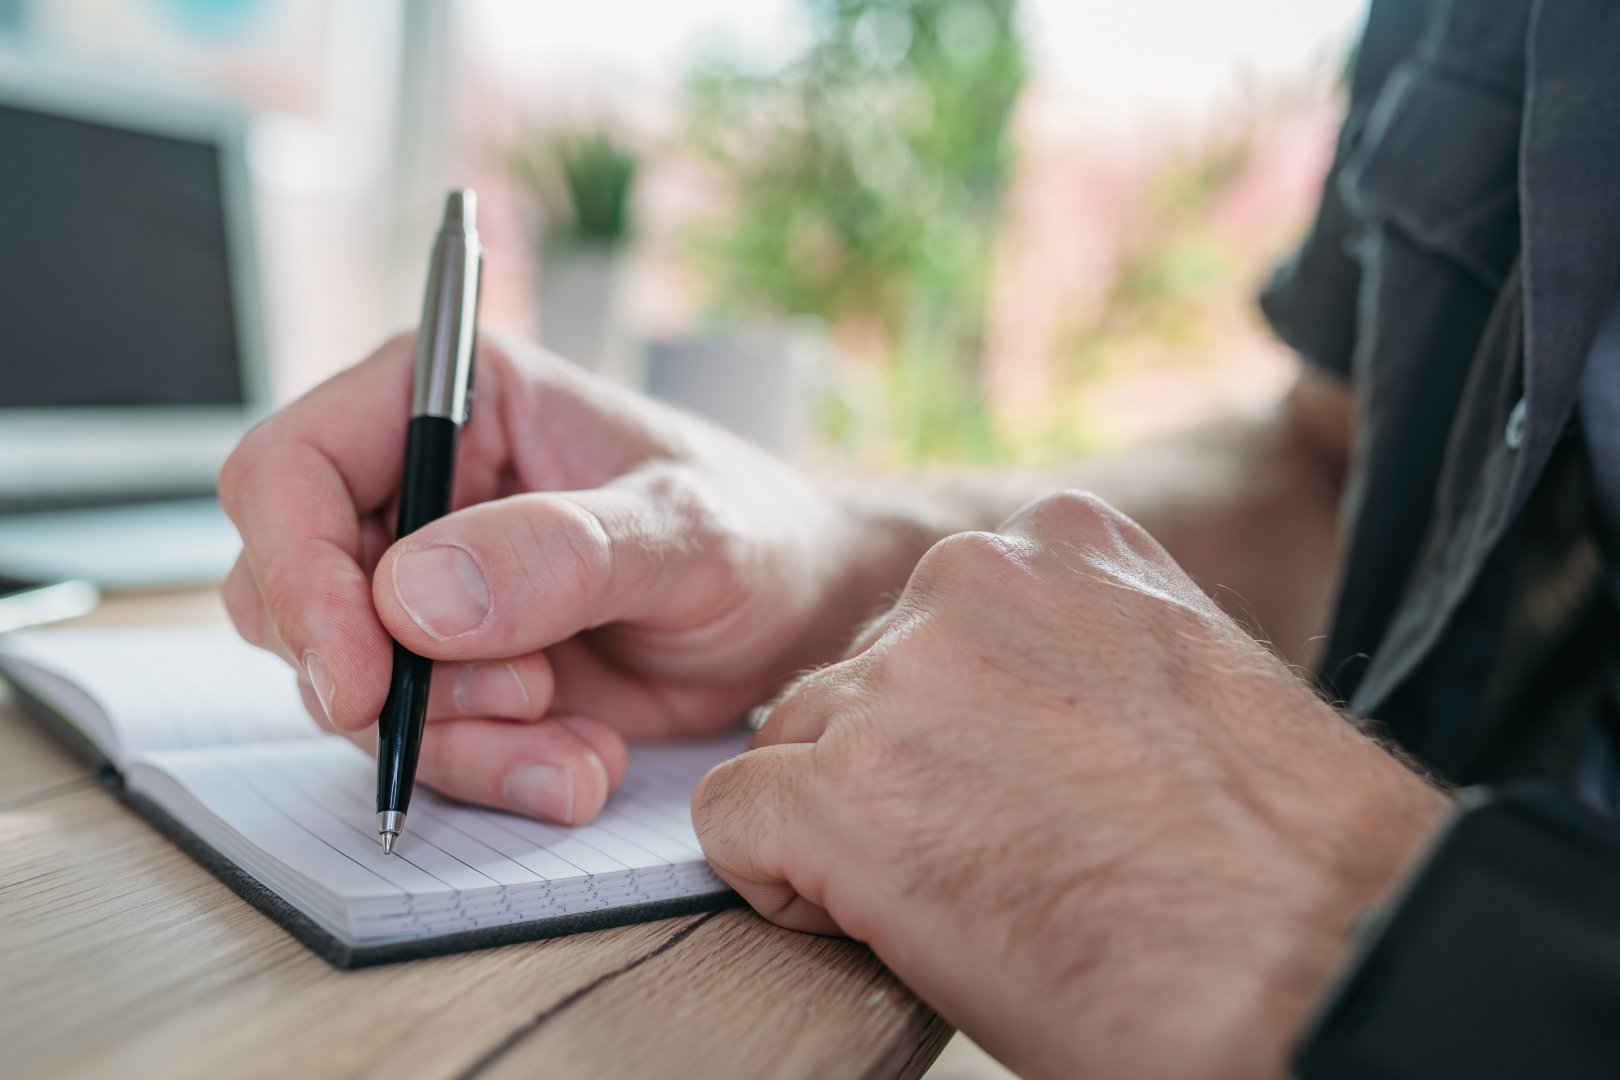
376,189 -> 482,854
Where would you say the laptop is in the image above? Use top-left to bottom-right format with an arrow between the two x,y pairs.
0,64 -> 267,586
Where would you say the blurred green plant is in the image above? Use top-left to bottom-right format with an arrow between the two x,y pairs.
508,130 -> 638,247
684,0 -> 1026,464
1072,126 -> 1258,366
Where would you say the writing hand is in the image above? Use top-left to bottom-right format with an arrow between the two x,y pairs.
220,331 -> 876,824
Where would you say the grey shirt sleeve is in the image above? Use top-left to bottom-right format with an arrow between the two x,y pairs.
1258,0 -> 1439,380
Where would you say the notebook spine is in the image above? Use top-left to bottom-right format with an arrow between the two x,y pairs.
6,680 -> 123,790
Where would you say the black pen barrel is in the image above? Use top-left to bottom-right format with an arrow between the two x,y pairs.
395,414 -> 459,537
376,414 -> 459,817
376,643 -> 431,814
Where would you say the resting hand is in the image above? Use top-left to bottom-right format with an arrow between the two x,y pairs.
219,331 -> 879,824
692,491 -> 1447,1079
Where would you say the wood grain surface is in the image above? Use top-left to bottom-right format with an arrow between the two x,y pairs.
0,590 -> 951,1080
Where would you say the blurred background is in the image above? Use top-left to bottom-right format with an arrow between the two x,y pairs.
0,0 -> 1363,1069
0,0 -> 1364,591
0,0 -> 1362,469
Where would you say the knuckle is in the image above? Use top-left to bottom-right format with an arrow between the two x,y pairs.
763,660 -> 860,739
914,530 -> 1031,594
1013,489 -> 1118,537
515,496 -> 614,612
632,461 -> 696,508
637,464 -> 726,559
869,610 -> 953,687
754,683 -> 812,743
934,529 -> 1017,565
216,422 -> 273,518
1004,490 -> 1173,579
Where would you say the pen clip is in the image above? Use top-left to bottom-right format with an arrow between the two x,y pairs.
463,252 -> 483,425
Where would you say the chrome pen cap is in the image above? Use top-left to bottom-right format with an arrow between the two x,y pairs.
412,189 -> 482,424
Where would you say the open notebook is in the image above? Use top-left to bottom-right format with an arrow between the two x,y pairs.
0,628 -> 746,968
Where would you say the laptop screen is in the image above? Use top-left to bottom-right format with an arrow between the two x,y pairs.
0,102 -> 245,409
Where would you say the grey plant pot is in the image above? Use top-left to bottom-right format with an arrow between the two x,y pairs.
537,243 -> 632,383
641,323 -> 826,458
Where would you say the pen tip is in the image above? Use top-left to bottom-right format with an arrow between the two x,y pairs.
444,189 -> 476,228
376,810 -> 404,855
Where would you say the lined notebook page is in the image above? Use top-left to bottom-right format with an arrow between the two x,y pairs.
0,628 -> 314,764
126,731 -> 747,944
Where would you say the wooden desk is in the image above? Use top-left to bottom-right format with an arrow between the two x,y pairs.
0,591 -> 950,1079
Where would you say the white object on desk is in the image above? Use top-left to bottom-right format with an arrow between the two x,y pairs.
0,499 -> 242,590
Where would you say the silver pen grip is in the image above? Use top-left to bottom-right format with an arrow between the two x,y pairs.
412,189 -> 482,423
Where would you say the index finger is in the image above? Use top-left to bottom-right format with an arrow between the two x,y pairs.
217,337 -> 417,730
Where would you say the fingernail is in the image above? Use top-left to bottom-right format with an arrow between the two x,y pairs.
303,650 -> 335,721
393,544 -> 491,639
505,764 -> 574,824
454,661 -> 532,718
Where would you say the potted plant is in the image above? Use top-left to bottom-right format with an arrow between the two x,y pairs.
508,129 -> 638,380
678,0 -> 1026,463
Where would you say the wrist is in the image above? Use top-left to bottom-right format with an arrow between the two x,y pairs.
810,482 -> 962,650
1232,746 -> 1450,1078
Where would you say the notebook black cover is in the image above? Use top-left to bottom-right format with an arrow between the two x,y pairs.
11,682 -> 741,970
